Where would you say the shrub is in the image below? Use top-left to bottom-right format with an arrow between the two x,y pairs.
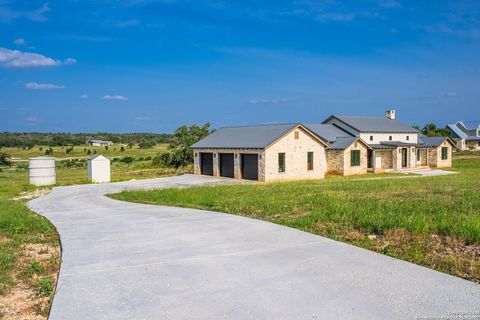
138,142 -> 155,149
120,146 -> 125,152
0,153 -> 12,166
120,157 -> 134,164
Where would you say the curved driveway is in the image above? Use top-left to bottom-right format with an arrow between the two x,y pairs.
28,175 -> 480,319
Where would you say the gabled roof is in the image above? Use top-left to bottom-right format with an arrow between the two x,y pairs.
446,124 -> 468,139
459,120 -> 480,130
330,137 -> 371,150
304,124 -> 353,143
87,139 -> 113,143
322,115 -> 419,133
191,123 -> 328,149
418,136 -> 455,147
88,154 -> 110,161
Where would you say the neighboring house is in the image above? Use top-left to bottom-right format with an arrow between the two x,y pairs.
446,121 -> 480,151
192,110 -> 454,181
86,139 -> 113,147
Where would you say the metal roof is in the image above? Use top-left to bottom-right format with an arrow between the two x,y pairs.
323,115 -> 419,133
379,141 -> 418,147
87,139 -> 113,143
330,137 -> 359,149
304,124 -> 353,142
370,144 -> 396,149
459,120 -> 480,130
191,123 -> 299,149
446,124 -> 468,139
418,136 -> 451,147
88,154 -> 110,161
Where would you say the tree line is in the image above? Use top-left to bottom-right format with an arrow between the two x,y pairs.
0,132 -> 173,148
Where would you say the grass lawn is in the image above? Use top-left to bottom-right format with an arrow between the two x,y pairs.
0,149 -> 190,319
111,154 -> 480,283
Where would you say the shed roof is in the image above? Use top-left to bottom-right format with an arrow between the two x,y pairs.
191,124 -> 300,149
322,115 -> 419,133
88,154 -> 110,161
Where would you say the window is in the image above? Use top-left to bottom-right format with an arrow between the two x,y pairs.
350,150 -> 360,166
406,136 -> 409,141
441,147 -> 448,160
389,136 -> 393,141
416,149 -> 420,160
294,131 -> 299,139
307,152 -> 314,171
370,136 -> 373,141
278,153 -> 285,172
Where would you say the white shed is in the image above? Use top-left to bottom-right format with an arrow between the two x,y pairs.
88,154 -> 111,183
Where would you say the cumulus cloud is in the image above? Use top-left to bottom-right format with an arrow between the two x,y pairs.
102,95 -> 128,100
25,82 -> 65,90
248,98 -> 288,104
0,47 -> 76,68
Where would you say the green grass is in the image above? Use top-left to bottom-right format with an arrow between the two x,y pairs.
1,143 -> 168,161
111,155 -> 480,282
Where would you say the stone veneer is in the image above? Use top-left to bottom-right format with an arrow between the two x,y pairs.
326,141 -> 368,176
428,141 -> 453,168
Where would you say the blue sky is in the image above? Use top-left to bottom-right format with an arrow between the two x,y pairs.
1,0 -> 479,133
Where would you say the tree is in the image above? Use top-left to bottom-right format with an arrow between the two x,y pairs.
422,123 -> 449,137
154,123 -> 211,168
120,146 -> 125,152
0,153 -> 12,166
139,141 -> 155,149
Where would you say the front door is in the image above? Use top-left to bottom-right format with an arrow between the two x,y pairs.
367,150 -> 373,169
401,148 -> 408,168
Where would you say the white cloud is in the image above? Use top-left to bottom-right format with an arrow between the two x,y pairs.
79,94 -> 88,99
445,92 -> 457,97
248,98 -> 288,104
14,38 -> 26,46
0,47 -> 76,68
0,3 -> 50,23
25,116 -> 39,124
102,95 -> 128,100
112,19 -> 141,28
316,12 -> 355,22
25,82 -> 65,90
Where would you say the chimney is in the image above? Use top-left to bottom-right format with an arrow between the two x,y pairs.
385,109 -> 396,120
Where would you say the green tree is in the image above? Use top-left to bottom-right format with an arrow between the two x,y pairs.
422,123 -> 449,137
154,123 -> 211,168
120,146 -> 125,152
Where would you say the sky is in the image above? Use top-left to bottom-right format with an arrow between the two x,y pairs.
0,0 -> 479,133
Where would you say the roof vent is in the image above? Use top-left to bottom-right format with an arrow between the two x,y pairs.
385,109 -> 396,120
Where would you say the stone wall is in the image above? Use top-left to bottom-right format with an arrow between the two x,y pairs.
264,127 -> 327,182
428,141 -> 453,168
342,142 -> 368,175
326,150 -> 344,174
466,140 -> 480,150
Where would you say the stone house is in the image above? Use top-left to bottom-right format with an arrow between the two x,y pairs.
191,124 -> 329,182
446,121 -> 480,151
192,110 -> 454,181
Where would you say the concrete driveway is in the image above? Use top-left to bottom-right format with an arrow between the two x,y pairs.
28,175 -> 480,320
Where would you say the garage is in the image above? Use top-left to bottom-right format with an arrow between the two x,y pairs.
200,152 -> 213,176
241,154 -> 258,181
219,153 -> 234,178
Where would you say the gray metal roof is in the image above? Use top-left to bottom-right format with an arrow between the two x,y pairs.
446,124 -> 468,139
87,139 -> 112,143
379,141 -> 418,147
330,137 -> 359,149
323,115 -> 419,133
304,124 -> 353,143
418,136 -> 451,147
370,144 -> 396,149
191,124 -> 298,149
459,120 -> 480,130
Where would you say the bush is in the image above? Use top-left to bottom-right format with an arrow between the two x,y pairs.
120,157 -> 134,164
0,153 -> 12,166
138,142 -> 155,149
120,146 -> 125,152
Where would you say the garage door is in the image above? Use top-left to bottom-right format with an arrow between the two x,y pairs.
200,153 -> 213,176
220,153 -> 234,178
241,154 -> 258,181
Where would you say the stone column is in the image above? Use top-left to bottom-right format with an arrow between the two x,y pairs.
234,152 -> 242,179
213,152 -> 220,177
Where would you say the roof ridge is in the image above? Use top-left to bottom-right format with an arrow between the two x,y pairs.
216,123 -> 299,130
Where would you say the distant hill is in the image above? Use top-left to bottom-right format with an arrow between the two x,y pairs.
0,132 -> 173,148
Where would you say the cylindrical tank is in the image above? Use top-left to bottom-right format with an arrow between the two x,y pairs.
29,156 -> 56,186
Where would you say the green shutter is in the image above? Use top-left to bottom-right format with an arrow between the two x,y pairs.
307,152 -> 314,170
278,153 -> 285,172
441,147 -> 448,160
351,150 -> 360,166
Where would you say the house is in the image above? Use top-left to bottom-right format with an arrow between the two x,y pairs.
86,139 -> 113,147
446,121 -> 480,151
191,124 -> 329,182
191,110 -> 454,181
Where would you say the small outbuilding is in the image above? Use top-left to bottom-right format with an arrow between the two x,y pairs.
88,154 -> 111,183
29,156 -> 56,186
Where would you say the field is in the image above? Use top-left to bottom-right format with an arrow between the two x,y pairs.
0,144 -> 188,319
112,154 -> 480,283
2,144 -> 168,161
